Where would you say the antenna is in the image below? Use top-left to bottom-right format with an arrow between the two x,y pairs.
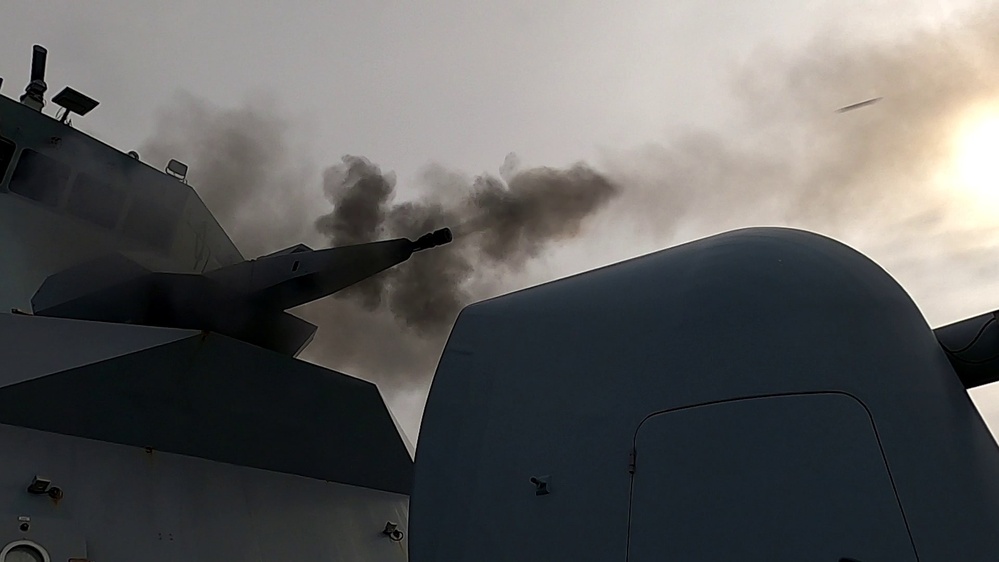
30,46 -> 46,83
52,87 -> 99,124
20,45 -> 47,111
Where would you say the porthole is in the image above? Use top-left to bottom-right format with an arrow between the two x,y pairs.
0,541 -> 49,562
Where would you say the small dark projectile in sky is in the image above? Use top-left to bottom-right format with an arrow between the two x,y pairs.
835,97 -> 883,113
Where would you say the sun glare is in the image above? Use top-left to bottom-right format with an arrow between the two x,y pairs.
956,114 -> 999,201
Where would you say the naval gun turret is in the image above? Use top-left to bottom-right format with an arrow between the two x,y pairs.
30,227 -> 453,356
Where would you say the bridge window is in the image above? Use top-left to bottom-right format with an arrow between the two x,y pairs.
67,172 -> 125,229
9,149 -> 70,207
0,137 -> 14,184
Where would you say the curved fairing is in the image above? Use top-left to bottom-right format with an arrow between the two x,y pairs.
412,227 -> 999,561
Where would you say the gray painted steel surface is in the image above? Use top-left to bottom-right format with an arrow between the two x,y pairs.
0,313 -> 414,495
0,93 -> 242,313
0,50 -> 423,561
412,227 -> 999,561
630,394 -> 916,560
0,423 -> 409,561
935,311 -> 999,388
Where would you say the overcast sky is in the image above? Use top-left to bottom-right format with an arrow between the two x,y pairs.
1,1 -> 973,179
4,0 -> 999,443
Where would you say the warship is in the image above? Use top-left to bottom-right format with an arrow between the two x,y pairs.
6,44 -> 999,562
0,45 -> 449,561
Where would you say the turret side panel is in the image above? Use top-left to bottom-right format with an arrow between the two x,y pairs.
629,394 -> 916,561
0,313 -> 196,388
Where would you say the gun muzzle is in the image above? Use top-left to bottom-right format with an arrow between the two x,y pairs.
412,228 -> 453,252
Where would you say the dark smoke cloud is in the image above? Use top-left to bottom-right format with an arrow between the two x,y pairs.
316,158 -> 396,245
141,92 -> 321,257
140,6 -> 999,437
469,166 -> 619,261
314,155 -> 618,335
141,105 -> 619,387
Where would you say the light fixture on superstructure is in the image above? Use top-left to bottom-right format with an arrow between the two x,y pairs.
165,159 -> 189,183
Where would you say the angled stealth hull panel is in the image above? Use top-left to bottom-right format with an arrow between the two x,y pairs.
0,313 -> 196,388
0,314 -> 414,494
0,422 -> 410,561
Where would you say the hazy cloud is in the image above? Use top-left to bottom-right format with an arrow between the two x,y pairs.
139,6 -> 999,438
140,93 -> 320,257
594,5 -> 999,323
312,155 -> 618,337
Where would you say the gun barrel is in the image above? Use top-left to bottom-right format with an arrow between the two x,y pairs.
935,311 -> 999,388
413,228 -> 453,252
207,227 -> 454,312
30,228 -> 454,356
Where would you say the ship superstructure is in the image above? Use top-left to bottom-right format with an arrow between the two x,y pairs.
0,45 -> 446,561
